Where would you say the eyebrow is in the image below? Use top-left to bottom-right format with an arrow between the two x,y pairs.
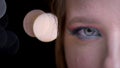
68,17 -> 101,25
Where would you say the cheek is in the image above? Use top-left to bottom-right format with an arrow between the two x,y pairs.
64,29 -> 107,68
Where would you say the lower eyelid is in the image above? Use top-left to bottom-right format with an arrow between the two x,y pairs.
76,35 -> 102,43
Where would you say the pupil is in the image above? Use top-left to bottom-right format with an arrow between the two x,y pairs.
87,28 -> 92,32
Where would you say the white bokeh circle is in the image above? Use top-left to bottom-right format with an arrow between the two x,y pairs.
33,13 -> 58,42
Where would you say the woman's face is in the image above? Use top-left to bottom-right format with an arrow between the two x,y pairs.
64,0 -> 120,68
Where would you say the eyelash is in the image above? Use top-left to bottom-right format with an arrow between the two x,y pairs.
69,26 -> 102,41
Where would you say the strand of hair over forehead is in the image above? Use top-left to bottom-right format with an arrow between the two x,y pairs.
51,0 -> 67,68
51,0 -> 65,16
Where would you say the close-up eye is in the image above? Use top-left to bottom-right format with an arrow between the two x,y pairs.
70,27 -> 102,40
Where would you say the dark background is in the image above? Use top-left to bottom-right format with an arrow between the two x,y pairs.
3,0 -> 56,67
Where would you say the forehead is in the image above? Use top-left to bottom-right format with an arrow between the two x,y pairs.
66,0 -> 120,14
66,0 -> 120,25
66,0 -> 120,9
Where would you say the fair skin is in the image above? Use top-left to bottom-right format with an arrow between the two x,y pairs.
64,0 -> 120,68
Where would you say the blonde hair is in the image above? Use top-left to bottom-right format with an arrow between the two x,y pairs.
51,0 -> 67,68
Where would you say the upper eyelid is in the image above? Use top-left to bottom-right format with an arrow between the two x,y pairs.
68,24 -> 102,33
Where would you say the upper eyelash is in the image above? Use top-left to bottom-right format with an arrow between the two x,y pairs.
71,26 -> 100,34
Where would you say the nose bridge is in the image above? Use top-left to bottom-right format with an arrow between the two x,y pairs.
104,28 -> 120,68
